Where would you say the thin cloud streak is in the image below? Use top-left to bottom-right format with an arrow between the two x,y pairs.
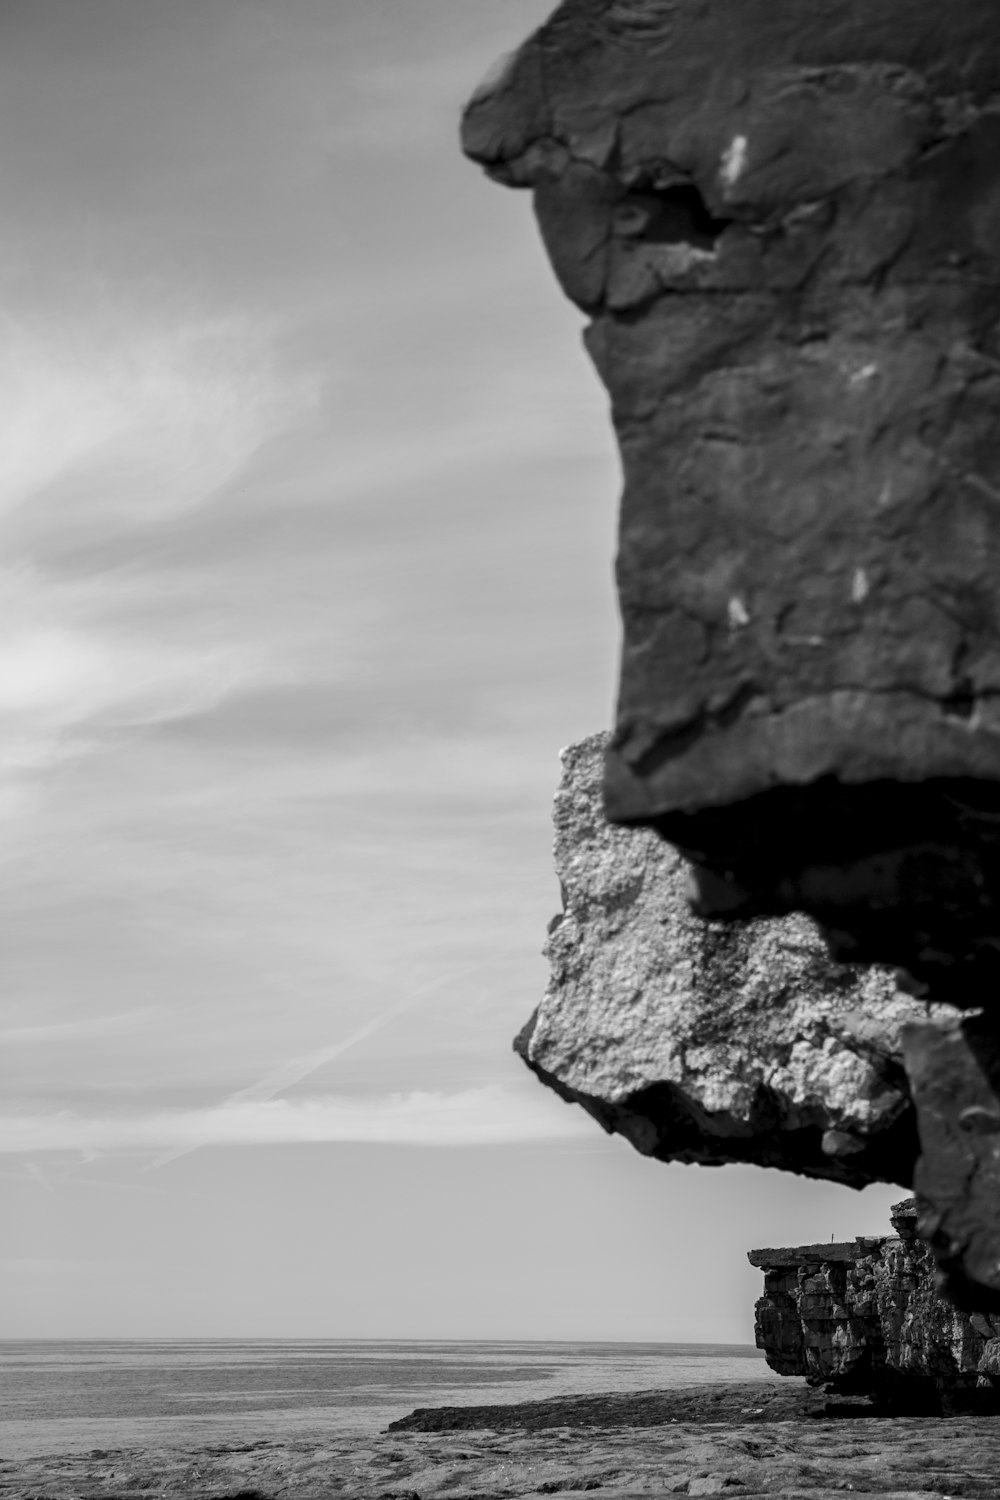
147,958 -> 504,1168
0,305 -> 325,817
0,1008 -> 162,1043
0,307 -> 321,524
227,961 -> 498,1106
1,1086 -> 596,1155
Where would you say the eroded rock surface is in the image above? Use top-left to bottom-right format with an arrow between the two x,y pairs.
11,1406 -> 1000,1498
466,0 -> 1000,1319
901,1018 -> 1000,1311
750,1198 -> 1000,1412
462,0 -> 1000,1006
519,735 -> 1000,1310
518,734 -> 958,1187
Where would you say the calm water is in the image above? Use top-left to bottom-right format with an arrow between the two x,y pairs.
0,1339 -> 779,1460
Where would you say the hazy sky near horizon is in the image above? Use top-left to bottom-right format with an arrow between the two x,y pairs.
1,0 -> 901,1340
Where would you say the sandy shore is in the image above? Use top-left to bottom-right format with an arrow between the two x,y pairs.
1,1381 -> 998,1498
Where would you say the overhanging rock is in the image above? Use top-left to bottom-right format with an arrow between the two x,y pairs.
465,0 -> 1000,1309
462,0 -> 1000,1005
518,734 -> 959,1187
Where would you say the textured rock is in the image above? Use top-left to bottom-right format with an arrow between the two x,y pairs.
519,734 -> 1000,1309
465,0 -> 1000,1319
749,1198 -> 1000,1411
462,0 -> 1000,1005
390,1384 -> 817,1432
517,734 -> 959,1186
901,1017 -> 1000,1311
13,1405 -> 1000,1498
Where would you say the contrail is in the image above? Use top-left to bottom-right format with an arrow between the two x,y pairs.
144,957 -> 501,1169
22,1161 -> 54,1193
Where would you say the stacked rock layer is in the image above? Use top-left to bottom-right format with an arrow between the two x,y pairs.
750,1199 -> 1000,1411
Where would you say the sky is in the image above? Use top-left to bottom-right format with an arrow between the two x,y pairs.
0,0 -> 901,1340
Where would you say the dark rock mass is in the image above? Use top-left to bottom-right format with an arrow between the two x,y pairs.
462,0 -> 1000,1009
464,0 -> 1000,1313
750,1198 -> 1000,1412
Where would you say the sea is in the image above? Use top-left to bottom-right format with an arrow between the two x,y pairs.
0,1340 -> 779,1461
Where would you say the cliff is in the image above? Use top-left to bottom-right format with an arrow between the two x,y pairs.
462,0 -> 1000,1008
465,0 -> 1000,1311
750,1198 -> 1000,1412
518,734 -> 957,1187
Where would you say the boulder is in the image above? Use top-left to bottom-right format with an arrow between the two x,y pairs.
518,734 -> 956,1186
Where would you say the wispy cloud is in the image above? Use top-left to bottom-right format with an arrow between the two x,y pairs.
0,1008 -> 162,1044
0,0 -> 613,1224
1,1086 -> 594,1155
225,963 -> 496,1107
0,304 -> 322,812
0,573 -> 257,815
146,959 -> 502,1168
0,305 -> 321,524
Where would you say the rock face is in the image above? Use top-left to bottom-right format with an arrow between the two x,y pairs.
518,734 -> 957,1187
750,1198 -> 1000,1411
521,733 -> 1000,1310
462,0 -> 1000,1011
900,1017 -> 1000,1312
465,0 -> 1000,1313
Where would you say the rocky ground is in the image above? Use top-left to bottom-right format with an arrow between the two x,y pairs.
2,1383 -> 1000,1499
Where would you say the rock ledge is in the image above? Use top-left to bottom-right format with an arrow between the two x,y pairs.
750,1198 -> 1000,1412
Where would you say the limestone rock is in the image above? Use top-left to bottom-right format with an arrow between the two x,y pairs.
18,1399 -> 1000,1496
462,0 -> 1000,1007
901,1017 -> 1000,1311
749,1198 -> 1000,1411
466,0 -> 1000,1310
518,734 -> 957,1186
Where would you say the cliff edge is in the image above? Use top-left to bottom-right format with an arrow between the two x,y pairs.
750,1198 -> 1000,1412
